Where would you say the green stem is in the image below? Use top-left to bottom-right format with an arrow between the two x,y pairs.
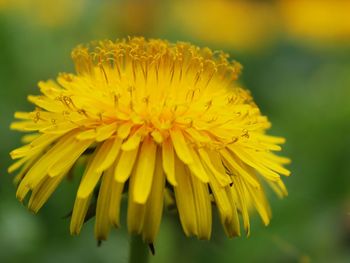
129,235 -> 149,263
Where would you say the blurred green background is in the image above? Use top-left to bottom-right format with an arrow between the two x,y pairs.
1,0 -> 350,262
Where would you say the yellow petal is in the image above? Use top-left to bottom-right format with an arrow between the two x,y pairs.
16,131 -> 79,201
186,128 -> 210,143
95,166 -> 113,241
10,121 -> 46,131
174,157 -> 198,236
142,149 -> 165,243
48,139 -> 93,177
28,172 -> 67,213
256,134 -> 286,144
245,181 -> 271,226
14,111 -> 32,120
263,152 -> 291,165
114,147 -> 139,183
206,167 -> 232,223
162,139 -> 177,186
96,137 -> 122,173
151,130 -> 163,144
117,122 -> 133,139
76,129 -> 96,140
28,95 -> 63,112
127,170 -> 145,234
8,157 -> 31,174
13,155 -> 40,185
258,155 -> 291,176
10,133 -> 61,159
187,147 -> 209,183
70,194 -> 93,235
121,131 -> 142,151
40,122 -> 77,134
220,149 -> 260,188
96,123 -> 117,142
267,179 -> 288,198
133,137 -> 157,204
21,133 -> 40,144
231,147 -> 280,181
77,141 -> 113,198
230,175 -> 250,236
190,173 -> 212,240
108,176 -> 124,228
198,149 -> 231,186
170,129 -> 193,164
222,187 -> 241,238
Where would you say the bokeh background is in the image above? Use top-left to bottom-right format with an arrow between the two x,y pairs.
1,0 -> 350,262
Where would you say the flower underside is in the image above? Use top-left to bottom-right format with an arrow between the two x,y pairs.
9,37 -> 290,243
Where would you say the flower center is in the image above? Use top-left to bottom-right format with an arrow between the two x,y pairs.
58,38 -> 256,148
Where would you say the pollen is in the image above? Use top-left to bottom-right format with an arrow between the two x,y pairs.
9,37 -> 290,244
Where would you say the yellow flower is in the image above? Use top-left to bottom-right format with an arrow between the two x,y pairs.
279,0 -> 350,43
9,37 -> 290,245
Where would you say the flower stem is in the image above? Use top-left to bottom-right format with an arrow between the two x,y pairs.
129,235 -> 149,263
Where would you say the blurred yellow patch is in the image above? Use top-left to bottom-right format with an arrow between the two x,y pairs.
2,0 -> 86,27
172,0 -> 278,51
0,0 -> 9,9
95,0 -> 158,36
279,0 -> 350,42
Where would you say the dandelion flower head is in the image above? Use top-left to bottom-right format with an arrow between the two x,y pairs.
9,37 -> 290,245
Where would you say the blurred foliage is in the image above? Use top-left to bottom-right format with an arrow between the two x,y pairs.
1,0 -> 350,262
